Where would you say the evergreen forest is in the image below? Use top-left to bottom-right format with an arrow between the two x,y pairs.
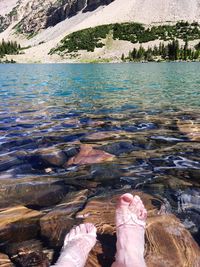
123,40 -> 200,62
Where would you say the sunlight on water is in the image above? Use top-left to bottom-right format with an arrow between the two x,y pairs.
0,62 -> 199,264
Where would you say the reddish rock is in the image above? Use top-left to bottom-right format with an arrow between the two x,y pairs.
75,191 -> 200,267
66,144 -> 115,166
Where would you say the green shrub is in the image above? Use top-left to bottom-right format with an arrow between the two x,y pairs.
0,39 -> 21,58
50,21 -> 200,54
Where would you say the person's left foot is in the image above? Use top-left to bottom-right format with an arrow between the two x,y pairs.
112,193 -> 147,267
53,223 -> 97,267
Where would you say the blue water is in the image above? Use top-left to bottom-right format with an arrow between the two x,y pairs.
0,63 -> 199,262
0,63 -> 200,114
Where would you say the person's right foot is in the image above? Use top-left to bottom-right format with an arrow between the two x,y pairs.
112,193 -> 147,267
54,223 -> 97,267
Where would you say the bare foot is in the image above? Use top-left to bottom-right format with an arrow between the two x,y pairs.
53,223 -> 97,267
112,193 -> 147,267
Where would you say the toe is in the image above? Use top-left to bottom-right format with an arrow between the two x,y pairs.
129,195 -> 140,213
85,223 -> 96,233
80,224 -> 87,234
72,227 -> 78,237
130,195 -> 146,219
136,201 -> 144,217
65,227 -> 76,243
139,208 -> 147,221
133,195 -> 142,204
77,224 -> 86,235
118,193 -> 134,209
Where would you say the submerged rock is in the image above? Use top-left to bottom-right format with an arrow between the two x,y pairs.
85,120 -> 106,127
74,191 -> 200,267
0,179 -> 67,208
40,190 -> 89,247
6,240 -> 51,267
90,163 -> 123,183
0,253 -> 14,267
0,206 -> 42,246
33,147 -> 67,167
81,132 -> 120,142
99,141 -> 137,156
177,188 -> 200,212
176,188 -> 200,241
66,144 -> 115,166
0,155 -> 21,172
145,214 -> 200,267
177,120 -> 200,141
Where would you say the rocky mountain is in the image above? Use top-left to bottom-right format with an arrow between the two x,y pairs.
0,0 -> 114,34
1,0 -> 200,35
0,0 -> 200,63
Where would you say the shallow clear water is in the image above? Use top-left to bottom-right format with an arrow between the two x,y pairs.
0,63 -> 200,111
0,62 -> 199,260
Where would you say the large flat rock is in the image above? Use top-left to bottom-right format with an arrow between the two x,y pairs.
75,191 -> 200,267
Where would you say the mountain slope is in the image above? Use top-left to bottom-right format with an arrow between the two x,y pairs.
0,0 -> 200,62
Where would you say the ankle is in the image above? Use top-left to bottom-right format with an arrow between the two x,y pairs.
115,256 -> 146,267
115,247 -> 146,267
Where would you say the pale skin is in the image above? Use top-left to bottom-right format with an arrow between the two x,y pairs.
53,193 -> 147,267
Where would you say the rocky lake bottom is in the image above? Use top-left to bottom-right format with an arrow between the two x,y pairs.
0,63 -> 199,266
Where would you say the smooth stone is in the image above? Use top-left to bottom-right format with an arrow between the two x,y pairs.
0,206 -> 42,246
75,191 -> 200,267
62,146 -> 79,158
98,141 -> 137,156
66,144 -> 115,166
0,253 -> 14,267
147,175 -> 193,191
86,120 -> 106,127
145,214 -> 200,267
0,180 -> 67,208
90,163 -> 123,182
0,155 -> 21,172
35,147 -> 67,167
81,132 -> 120,141
6,240 -> 51,267
63,179 -> 100,190
62,118 -> 80,127
0,163 -> 37,178
1,138 -> 37,151
40,190 -> 89,247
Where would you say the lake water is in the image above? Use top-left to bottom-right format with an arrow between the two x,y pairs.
0,62 -> 199,264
